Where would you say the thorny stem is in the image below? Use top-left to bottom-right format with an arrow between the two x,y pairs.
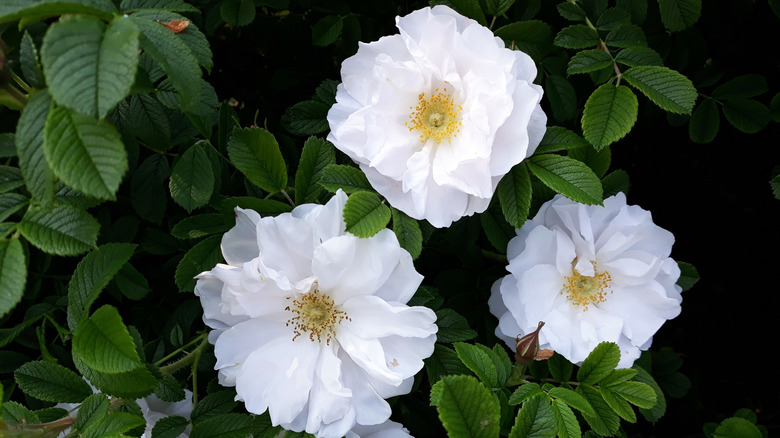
156,332 -> 208,369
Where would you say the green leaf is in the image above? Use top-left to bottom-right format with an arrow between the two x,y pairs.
577,342 -> 621,384
581,83 -> 638,149
622,66 -> 697,114
171,214 -> 229,240
454,343 -> 500,388
120,0 -> 199,12
435,308 -> 478,343
282,100 -> 330,136
343,191 -> 391,238
0,0 -> 116,24
425,344 -> 473,385
553,24 -> 600,49
596,7 -> 632,30
527,154 -> 603,205
41,14 -> 139,118
497,163 -> 532,229
67,243 -> 137,330
220,0 -> 256,26
152,416 -> 190,438
155,375 -> 186,402
677,261 -> 699,291
190,390 -> 239,424
391,208 -> 422,259
688,98 -> 719,144
312,15 -> 343,47
711,74 -> 768,101
543,75 -> 578,122
614,46 -> 663,67
633,365 -> 666,422
130,15 -> 202,111
131,154 -> 170,223
175,235 -> 223,292
189,413 -> 255,438
494,20 -> 553,62
76,393 -> 110,431
609,381 -> 657,409
219,197 -> 292,217
170,142 -> 215,212
82,411 -> 146,438
657,0 -> 701,32
577,384 -> 620,436
567,49 -> 614,75
319,164 -> 373,194
432,375 -> 500,438
0,237 -> 26,319
20,31 -> 45,89
73,305 -> 144,374
616,0 -> 649,24
713,417 -> 764,438
722,98 -> 770,134
480,200 -> 515,252
598,368 -> 638,387
509,396 -> 556,438
551,399 -> 581,438
557,2 -> 587,20
14,361 -> 93,403
15,90 -> 55,205
227,127 -> 288,193
115,263 -> 152,301
547,353 -> 573,382
19,203 -> 100,256
599,386 -> 636,422
0,193 -> 28,222
43,106 -> 128,200
132,10 -> 212,72
604,23 -> 647,48
295,137 -> 336,205
547,387 -> 595,417
0,166 -> 24,194
508,383 -> 544,406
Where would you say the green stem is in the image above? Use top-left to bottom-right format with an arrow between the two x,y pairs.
156,332 -> 208,368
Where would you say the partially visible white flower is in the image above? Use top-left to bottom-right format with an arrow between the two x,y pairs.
488,193 -> 683,368
327,5 -> 547,228
347,419 -> 413,438
194,190 -> 437,438
55,383 -> 193,437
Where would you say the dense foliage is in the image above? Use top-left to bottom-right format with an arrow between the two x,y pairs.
1,0 -> 778,437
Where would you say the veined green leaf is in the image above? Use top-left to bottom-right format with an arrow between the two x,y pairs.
73,305 -> 144,374
312,15 -> 343,47
19,203 -> 100,256
189,412 -> 255,438
343,191 -> 391,238
0,237 -> 26,319
568,143 -> 611,178
496,163 -> 531,229
295,137 -> 336,205
435,308 -> 477,343
391,208 -> 422,260
610,380 -> 657,409
425,344 -> 473,386
557,2 -> 587,21
480,200 -> 515,253
658,0 -> 701,31
581,83 -> 638,149
226,127 -> 288,193
567,49 -> 614,75
614,46 -> 663,67
152,416 -> 190,438
494,20 -> 553,62
220,0 -> 256,26
169,142 -> 215,212
82,411 -> 146,438
319,164 -> 373,194
432,375 -> 500,438
67,243 -> 137,330
577,384 -> 620,436
131,10 -> 212,72
131,14 -> 202,111
41,14 -> 139,119
20,32 -> 45,89
219,197 -> 292,217
73,353 -> 157,399
0,193 -> 29,223
508,382 -> 544,406
577,342 -> 621,384
633,365 -> 667,423
454,342 -> 500,389
713,416 -> 764,438
622,65 -> 697,114
616,0 -> 648,24
282,100 -> 330,136
547,387 -> 596,417
712,74 -> 768,101
527,154 -> 603,205
120,0 -> 199,12
43,106 -> 128,200
600,386 -> 636,422
551,399 -> 581,438
15,90 -> 55,206
509,396 -> 556,438
604,23 -> 647,48
722,98 -> 770,134
544,75 -> 578,122
598,368 -> 638,387
0,166 -> 24,194
175,234 -> 223,292
14,361 -> 93,403
596,7 -> 632,30
190,390 -> 239,424
0,0 -> 116,24
131,154 -> 170,223
171,214 -> 230,240
553,24 -> 600,49
75,393 -> 109,431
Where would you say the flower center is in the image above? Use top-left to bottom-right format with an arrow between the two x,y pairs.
406,87 -> 462,144
562,260 -> 612,311
285,282 -> 349,344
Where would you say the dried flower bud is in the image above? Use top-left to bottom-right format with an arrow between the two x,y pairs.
514,321 -> 546,365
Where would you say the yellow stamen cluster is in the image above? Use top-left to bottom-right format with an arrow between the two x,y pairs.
285,283 -> 349,345
406,88 -> 462,144
562,260 -> 612,311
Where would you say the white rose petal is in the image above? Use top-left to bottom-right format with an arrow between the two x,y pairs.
489,193 -> 683,368
327,5 -> 547,228
194,190 -> 437,438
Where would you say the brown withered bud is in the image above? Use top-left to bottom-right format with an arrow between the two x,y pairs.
514,321 -> 547,365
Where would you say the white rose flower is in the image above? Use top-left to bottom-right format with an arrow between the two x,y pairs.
327,5 -> 547,228
488,193 -> 683,368
347,419 -> 413,438
194,190 -> 437,438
